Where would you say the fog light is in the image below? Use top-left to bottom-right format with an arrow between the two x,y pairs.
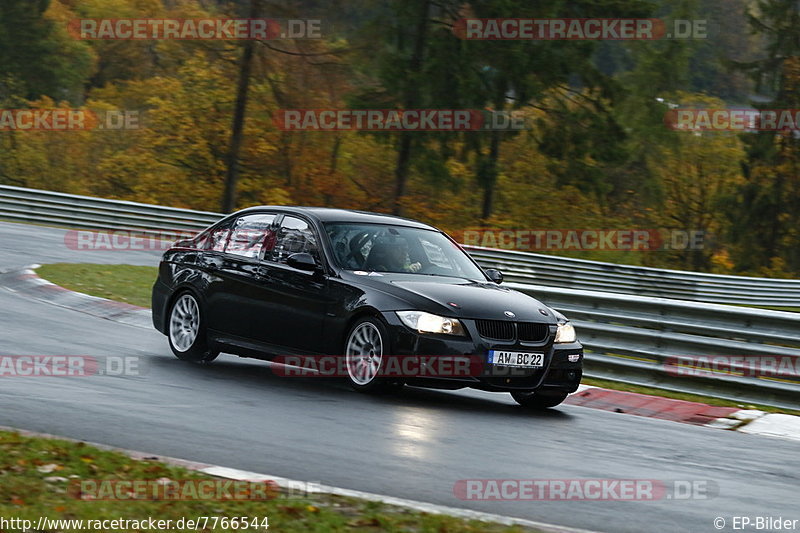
568,354 -> 581,363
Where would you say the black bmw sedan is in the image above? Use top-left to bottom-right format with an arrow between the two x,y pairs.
152,207 -> 583,408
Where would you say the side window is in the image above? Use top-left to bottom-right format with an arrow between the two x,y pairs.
269,216 -> 319,264
225,214 -> 276,258
201,221 -> 232,252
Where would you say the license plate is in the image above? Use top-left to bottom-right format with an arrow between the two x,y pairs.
488,350 -> 544,368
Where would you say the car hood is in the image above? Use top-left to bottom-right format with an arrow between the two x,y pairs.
346,273 -> 556,322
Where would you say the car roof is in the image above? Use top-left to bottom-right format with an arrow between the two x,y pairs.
234,206 -> 438,230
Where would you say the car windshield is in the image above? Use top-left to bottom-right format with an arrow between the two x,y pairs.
325,223 -> 486,280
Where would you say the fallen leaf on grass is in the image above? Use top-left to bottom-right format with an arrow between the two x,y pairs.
277,505 -> 303,517
347,518 -> 381,527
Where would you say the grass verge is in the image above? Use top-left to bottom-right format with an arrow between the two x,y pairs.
0,429 -> 535,532
36,263 -> 157,308
33,263 -> 799,416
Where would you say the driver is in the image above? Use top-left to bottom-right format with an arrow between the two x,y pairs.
368,238 -> 422,273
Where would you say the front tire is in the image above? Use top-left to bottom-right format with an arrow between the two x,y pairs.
511,390 -> 569,409
167,292 -> 218,364
344,317 -> 403,394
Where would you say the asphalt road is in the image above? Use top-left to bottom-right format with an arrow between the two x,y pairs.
0,220 -> 796,533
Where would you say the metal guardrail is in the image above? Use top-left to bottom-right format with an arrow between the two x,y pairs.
466,247 -> 800,307
2,184 -> 799,408
0,184 -> 220,235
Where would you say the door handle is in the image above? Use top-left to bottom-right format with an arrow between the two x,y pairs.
256,266 -> 269,278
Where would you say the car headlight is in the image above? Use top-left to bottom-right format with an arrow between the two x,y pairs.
554,322 -> 577,343
396,311 -> 465,336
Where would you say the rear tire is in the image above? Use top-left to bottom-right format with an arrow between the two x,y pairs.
344,317 -> 403,394
511,390 -> 568,409
167,292 -> 219,364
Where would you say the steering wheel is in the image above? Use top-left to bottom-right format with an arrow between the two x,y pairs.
347,231 -> 373,268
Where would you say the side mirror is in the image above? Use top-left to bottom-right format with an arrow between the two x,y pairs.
485,268 -> 503,284
287,252 -> 318,272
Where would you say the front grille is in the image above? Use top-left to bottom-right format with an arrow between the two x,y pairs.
475,319 -> 514,341
474,320 -> 550,343
518,322 -> 549,342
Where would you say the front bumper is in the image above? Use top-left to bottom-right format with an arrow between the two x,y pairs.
381,312 -> 583,393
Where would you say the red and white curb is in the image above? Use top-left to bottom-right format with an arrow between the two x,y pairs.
0,425 -> 596,533
569,385 -> 800,441
4,265 -> 800,443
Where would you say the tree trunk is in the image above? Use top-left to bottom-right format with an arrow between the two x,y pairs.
325,136 -> 342,206
221,0 -> 260,213
481,129 -> 501,222
392,0 -> 430,215
393,135 -> 413,214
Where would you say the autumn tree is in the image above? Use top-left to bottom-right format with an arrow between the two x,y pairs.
731,0 -> 800,274
0,0 -> 94,104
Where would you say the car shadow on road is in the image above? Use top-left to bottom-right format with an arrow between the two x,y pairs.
148,351 -> 575,421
